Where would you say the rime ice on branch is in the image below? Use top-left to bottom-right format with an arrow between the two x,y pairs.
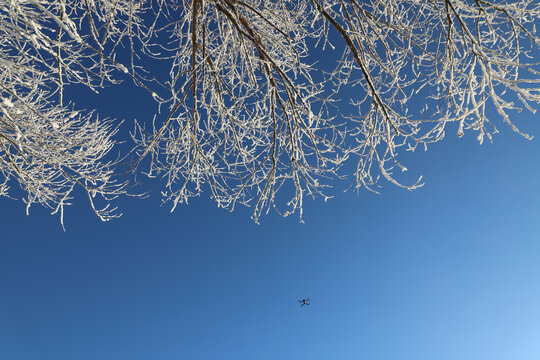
1,0 -> 539,223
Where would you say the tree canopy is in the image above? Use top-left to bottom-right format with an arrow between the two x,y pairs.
1,0 -> 539,224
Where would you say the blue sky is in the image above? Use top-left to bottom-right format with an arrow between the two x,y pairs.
1,107 -> 540,360
2,8 -> 540,359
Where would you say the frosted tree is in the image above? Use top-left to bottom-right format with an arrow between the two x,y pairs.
1,0 -> 538,223
0,0 -> 135,226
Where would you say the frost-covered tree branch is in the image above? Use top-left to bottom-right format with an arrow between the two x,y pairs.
1,0 -> 538,223
0,0 -> 135,225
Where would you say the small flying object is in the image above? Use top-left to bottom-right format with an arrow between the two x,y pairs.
298,298 -> 311,307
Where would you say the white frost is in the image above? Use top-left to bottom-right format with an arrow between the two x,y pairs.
2,98 -> 13,108
117,63 -> 129,74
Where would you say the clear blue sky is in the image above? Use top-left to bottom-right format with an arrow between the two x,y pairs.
1,105 -> 540,359
2,27 -> 540,360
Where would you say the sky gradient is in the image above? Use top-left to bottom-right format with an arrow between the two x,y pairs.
2,13 -> 540,357
1,110 -> 540,360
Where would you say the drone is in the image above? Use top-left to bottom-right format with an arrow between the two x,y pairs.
298,298 -> 311,307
